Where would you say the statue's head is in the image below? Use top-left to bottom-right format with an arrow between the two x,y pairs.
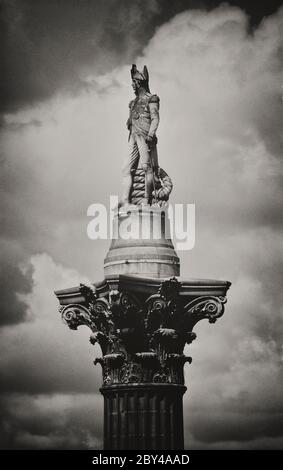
131,64 -> 150,94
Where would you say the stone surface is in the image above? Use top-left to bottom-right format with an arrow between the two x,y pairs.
104,207 -> 180,278
56,276 -> 230,388
101,384 -> 186,450
123,64 -> 172,206
55,275 -> 230,449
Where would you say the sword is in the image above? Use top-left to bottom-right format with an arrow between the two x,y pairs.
147,139 -> 157,203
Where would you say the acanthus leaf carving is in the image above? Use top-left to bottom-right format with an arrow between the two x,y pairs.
58,282 -> 228,386
145,278 -> 182,336
89,297 -> 114,337
89,331 -> 114,355
79,283 -> 97,305
158,277 -> 181,299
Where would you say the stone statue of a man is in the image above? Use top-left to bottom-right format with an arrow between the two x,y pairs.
122,64 -> 160,206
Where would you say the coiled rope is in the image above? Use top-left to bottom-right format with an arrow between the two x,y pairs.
131,167 -> 173,206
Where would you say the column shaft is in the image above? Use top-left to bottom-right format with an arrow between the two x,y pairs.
101,384 -> 186,450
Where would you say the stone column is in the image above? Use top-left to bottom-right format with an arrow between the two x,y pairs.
54,62 -> 231,449
101,384 -> 186,450
55,274 -> 230,450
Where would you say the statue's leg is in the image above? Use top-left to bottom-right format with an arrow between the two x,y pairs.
122,135 -> 139,204
136,135 -> 153,205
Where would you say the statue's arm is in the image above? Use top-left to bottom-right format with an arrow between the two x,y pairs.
148,95 -> 160,138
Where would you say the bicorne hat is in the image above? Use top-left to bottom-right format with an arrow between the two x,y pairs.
130,64 -> 150,92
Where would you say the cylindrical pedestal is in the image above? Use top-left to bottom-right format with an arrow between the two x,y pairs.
101,384 -> 186,450
104,207 -> 180,278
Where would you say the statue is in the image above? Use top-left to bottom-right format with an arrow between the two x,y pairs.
121,64 -> 172,207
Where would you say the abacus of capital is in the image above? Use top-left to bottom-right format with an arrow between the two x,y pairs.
55,65 -> 231,450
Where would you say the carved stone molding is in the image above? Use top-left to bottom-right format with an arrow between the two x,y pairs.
61,303 -> 96,331
56,277 -> 230,386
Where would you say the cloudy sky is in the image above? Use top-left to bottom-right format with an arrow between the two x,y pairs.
1,0 -> 283,450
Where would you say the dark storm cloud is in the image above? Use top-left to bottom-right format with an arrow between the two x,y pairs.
1,0 -> 282,114
0,338 -> 100,395
0,253 -> 103,448
0,393 -> 103,449
190,409 -> 283,444
0,0 -> 177,113
184,408 -> 283,449
0,253 -> 33,325
0,126 -> 37,326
